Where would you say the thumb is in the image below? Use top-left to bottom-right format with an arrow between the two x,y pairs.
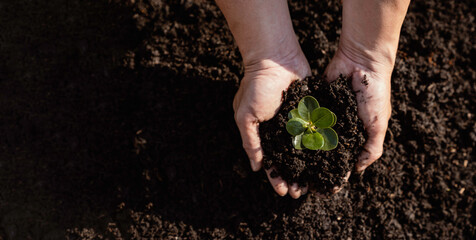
324,52 -> 353,83
324,62 -> 341,83
355,118 -> 388,172
235,112 -> 263,171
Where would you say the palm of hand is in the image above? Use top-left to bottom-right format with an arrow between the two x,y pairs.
233,63 -> 310,198
325,49 -> 392,177
233,48 -> 392,198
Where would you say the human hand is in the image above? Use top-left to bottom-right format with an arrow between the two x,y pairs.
324,44 -> 393,193
216,0 -> 312,198
233,54 -> 311,198
322,0 -> 409,193
218,0 -> 407,197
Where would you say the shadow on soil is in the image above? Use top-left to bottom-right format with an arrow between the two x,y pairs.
0,0 -> 297,238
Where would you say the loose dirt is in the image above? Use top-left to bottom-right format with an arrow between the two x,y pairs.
261,76 -> 365,194
0,0 -> 474,239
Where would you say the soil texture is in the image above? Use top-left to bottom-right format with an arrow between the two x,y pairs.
261,76 -> 365,193
0,0 -> 474,239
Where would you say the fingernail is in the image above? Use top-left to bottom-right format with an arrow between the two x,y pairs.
276,185 -> 288,197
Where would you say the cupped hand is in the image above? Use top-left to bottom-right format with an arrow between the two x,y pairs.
233,53 -> 311,198
325,45 -> 393,192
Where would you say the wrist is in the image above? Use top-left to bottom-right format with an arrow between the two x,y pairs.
240,32 -> 299,67
216,0 -> 309,79
338,36 -> 398,73
339,0 -> 410,72
242,35 -> 310,81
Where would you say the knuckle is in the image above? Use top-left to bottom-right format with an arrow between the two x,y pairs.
374,119 -> 389,131
234,111 -> 244,124
369,148 -> 383,161
242,141 -> 254,150
361,144 -> 383,164
235,114 -> 252,131
235,112 -> 253,125
372,151 -> 383,160
367,124 -> 388,140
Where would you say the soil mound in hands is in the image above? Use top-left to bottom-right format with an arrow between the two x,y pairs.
261,76 -> 365,193
0,0 -> 474,239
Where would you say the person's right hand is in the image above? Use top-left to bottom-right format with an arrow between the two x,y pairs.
325,45 -> 392,176
323,0 -> 410,193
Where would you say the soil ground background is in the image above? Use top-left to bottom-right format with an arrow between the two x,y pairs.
0,0 -> 474,239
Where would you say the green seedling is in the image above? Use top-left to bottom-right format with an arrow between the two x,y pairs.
286,96 -> 338,150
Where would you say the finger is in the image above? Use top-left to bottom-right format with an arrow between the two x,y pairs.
265,168 -> 288,196
232,87 -> 243,112
332,186 -> 343,194
324,62 -> 341,83
355,120 -> 387,172
301,185 -> 308,196
235,113 -> 263,171
288,183 -> 302,199
332,171 -> 351,194
324,51 -> 353,83
344,170 -> 351,181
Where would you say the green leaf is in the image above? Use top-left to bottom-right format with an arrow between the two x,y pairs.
302,132 -> 324,150
292,134 -> 303,149
298,96 -> 319,121
288,108 -> 301,120
311,107 -> 334,128
330,112 -> 337,127
317,128 -> 339,150
286,118 -> 308,136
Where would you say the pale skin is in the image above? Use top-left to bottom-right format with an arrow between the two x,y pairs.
216,0 -> 411,198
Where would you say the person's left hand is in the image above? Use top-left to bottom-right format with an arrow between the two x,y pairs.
233,54 -> 311,198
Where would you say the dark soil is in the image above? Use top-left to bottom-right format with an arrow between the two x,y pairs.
261,76 -> 365,193
0,0 -> 474,239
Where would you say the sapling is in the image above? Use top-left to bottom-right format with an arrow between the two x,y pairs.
286,96 -> 338,150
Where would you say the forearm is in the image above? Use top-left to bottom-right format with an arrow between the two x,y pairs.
215,0 -> 300,66
340,0 -> 411,69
